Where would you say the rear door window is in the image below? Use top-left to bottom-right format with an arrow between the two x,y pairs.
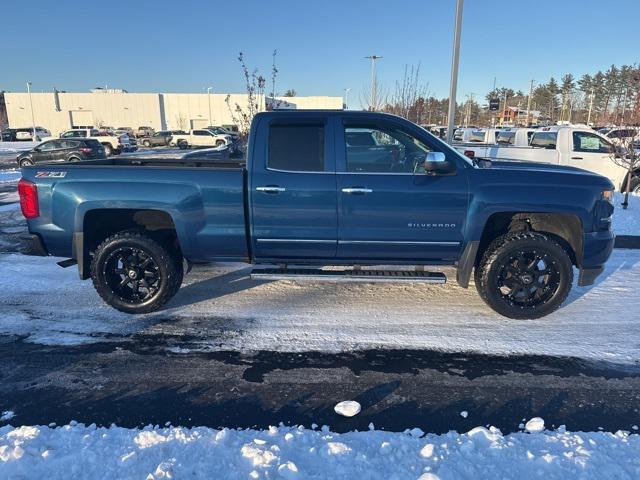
268,124 -> 325,172
497,131 -> 515,145
530,132 -> 558,149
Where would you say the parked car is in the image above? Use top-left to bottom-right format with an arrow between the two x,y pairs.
135,126 -> 155,138
171,129 -> 233,149
15,127 -> 51,141
205,126 -> 240,140
16,139 -> 106,167
115,127 -> 135,137
1,128 -> 17,141
602,127 -> 640,146
45,128 -> 131,156
140,131 -> 173,147
455,125 -> 631,191
20,110 -> 615,320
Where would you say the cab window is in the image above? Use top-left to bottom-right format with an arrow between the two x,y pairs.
572,132 -> 613,154
343,124 -> 432,173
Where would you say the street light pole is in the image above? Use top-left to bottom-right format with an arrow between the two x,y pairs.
26,81 -> 36,141
445,0 -> 464,143
365,55 -> 382,110
343,88 -> 351,110
206,86 -> 213,126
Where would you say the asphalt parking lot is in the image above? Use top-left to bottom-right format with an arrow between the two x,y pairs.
2,146 -> 640,437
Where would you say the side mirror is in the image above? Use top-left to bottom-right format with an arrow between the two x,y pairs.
423,152 -> 454,174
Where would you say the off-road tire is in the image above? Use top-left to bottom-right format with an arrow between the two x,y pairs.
91,231 -> 183,314
474,232 -> 573,319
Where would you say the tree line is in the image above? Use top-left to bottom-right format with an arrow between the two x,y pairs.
369,63 -> 640,127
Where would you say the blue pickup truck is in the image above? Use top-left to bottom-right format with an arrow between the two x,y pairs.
18,111 -> 615,319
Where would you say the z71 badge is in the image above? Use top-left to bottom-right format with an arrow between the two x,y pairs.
35,171 -> 67,178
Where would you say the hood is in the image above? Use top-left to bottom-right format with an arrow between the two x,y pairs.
477,159 -> 615,189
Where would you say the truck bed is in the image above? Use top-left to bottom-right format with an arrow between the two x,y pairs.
21,158 -> 249,262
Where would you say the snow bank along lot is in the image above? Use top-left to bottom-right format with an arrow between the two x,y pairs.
1,423 -> 639,479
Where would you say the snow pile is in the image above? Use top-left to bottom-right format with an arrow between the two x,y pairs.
334,401 -> 361,418
0,422 -> 638,479
613,192 -> 640,236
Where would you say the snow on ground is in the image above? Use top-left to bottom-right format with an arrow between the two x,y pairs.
0,142 -> 36,154
0,170 -> 20,185
613,192 -> 640,235
1,249 -> 639,363
0,422 -> 638,479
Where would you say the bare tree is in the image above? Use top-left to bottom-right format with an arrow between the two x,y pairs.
174,113 -> 186,131
610,134 -> 640,209
224,51 -> 271,138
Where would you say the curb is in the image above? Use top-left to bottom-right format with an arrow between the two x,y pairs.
614,235 -> 640,249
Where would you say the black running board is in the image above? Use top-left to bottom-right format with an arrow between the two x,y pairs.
250,268 -> 446,284
57,258 -> 78,268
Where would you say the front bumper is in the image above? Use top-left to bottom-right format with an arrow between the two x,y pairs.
578,230 -> 615,286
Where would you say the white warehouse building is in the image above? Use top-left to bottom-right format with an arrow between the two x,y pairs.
2,90 -> 343,136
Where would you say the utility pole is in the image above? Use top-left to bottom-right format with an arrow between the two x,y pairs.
525,79 -> 535,126
206,87 -> 213,126
445,0 -> 464,143
621,87 -> 628,125
464,93 -> 474,125
365,55 -> 382,111
501,90 -> 508,126
26,81 -> 36,141
587,87 -> 595,126
343,88 -> 351,110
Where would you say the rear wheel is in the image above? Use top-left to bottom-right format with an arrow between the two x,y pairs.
142,139 -> 151,147
474,232 -> 573,319
91,231 -> 183,314
178,140 -> 188,150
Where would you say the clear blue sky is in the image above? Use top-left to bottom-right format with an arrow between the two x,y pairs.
2,0 -> 638,105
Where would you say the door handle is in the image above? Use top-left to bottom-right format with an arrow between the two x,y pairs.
341,187 -> 373,194
571,156 -> 583,160
256,186 -> 286,194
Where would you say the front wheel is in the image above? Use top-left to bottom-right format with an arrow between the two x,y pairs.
20,158 -> 35,167
178,140 -> 188,150
215,140 -> 225,147
103,144 -> 113,156
142,139 -> 151,147
91,231 -> 183,314
474,232 -> 573,319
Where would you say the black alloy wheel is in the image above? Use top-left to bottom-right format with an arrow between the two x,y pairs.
91,231 -> 183,314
